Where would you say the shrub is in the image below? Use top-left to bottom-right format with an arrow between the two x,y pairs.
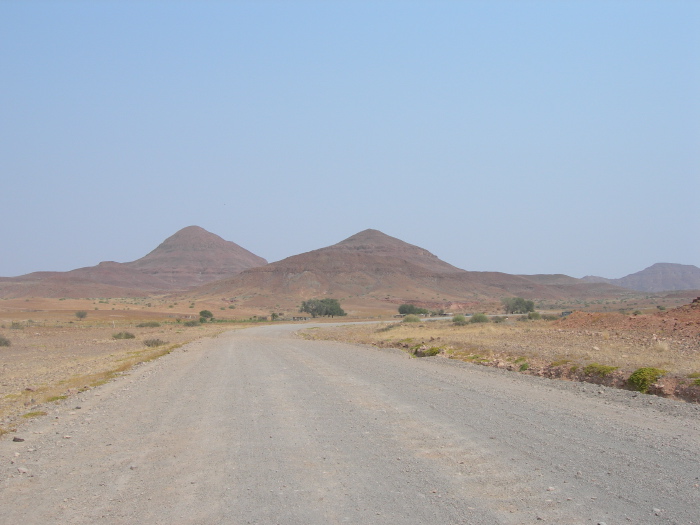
136,321 -> 160,328
398,304 -> 429,315
112,332 -> 135,340
502,297 -> 535,314
183,320 -> 200,327
470,313 -> 489,324
452,314 -> 468,326
583,363 -> 619,377
632,310 -> 642,316
628,367 -> 667,393
10,321 -> 22,330
541,314 -> 559,321
0,335 -> 10,347
199,310 -> 214,321
300,298 -> 346,318
403,314 -> 421,323
376,323 -> 400,333
75,311 -> 87,320
144,339 -> 167,347
527,311 -> 542,320
491,316 -> 505,323
519,362 -> 530,371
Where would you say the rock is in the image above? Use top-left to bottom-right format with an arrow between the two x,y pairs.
12,437 -> 25,442
653,508 -> 662,516
17,467 -> 28,474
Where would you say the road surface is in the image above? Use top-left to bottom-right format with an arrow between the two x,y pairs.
2,324 -> 699,524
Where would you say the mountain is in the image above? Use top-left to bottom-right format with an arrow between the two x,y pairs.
582,263 -> 700,292
0,226 -> 267,298
125,226 -> 267,288
189,229 -> 626,310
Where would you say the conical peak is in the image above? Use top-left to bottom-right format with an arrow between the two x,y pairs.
157,226 -> 227,250
336,229 -> 402,248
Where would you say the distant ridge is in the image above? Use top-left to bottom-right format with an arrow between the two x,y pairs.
125,226 -> 267,288
189,229 -> 627,309
0,226 -> 267,298
582,263 -> 700,292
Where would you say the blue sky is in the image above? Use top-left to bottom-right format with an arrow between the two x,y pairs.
2,1 -> 698,278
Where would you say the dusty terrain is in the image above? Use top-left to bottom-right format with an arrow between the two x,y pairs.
0,300 -> 255,431
1,324 -> 699,523
303,300 -> 700,403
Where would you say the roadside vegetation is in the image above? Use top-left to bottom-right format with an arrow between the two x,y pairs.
299,298 -> 346,318
0,317 -> 252,436
300,316 -> 700,403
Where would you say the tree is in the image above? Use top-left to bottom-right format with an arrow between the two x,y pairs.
398,304 -> 429,316
300,298 -> 346,318
501,297 -> 535,314
75,310 -> 87,320
199,310 -> 214,322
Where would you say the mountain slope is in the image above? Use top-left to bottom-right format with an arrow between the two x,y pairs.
583,263 -> 700,292
125,226 -> 267,288
0,226 -> 267,298
189,229 -> 623,309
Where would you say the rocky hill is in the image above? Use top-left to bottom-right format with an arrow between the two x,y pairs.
125,226 -> 267,288
582,263 -> 700,292
0,226 -> 267,298
189,229 -> 627,310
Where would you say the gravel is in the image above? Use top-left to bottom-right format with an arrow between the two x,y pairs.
1,323 -> 699,524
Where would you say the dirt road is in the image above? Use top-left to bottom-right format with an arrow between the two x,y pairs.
2,324 -> 699,524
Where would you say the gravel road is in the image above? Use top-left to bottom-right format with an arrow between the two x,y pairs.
2,324 -> 699,524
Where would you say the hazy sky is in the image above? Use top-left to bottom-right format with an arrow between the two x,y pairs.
2,1 -> 698,279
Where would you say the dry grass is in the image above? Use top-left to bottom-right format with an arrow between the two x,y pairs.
300,319 -> 700,376
0,317 -> 247,434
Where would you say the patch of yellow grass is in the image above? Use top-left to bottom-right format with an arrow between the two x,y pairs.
302,319 -> 700,376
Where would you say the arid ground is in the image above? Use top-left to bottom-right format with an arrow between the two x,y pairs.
301,299 -> 700,403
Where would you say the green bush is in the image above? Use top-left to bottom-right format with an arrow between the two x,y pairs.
470,313 -> 490,324
398,304 -> 429,315
491,316 -> 505,323
300,298 -> 346,318
583,363 -> 618,377
199,310 -> 214,320
422,347 -> 441,357
75,311 -> 87,320
628,367 -> 667,393
144,339 -> 167,347
403,314 -> 421,323
0,335 -> 10,347
502,297 -> 535,314
136,321 -> 160,328
519,362 -> 530,371
112,332 -> 135,340
527,311 -> 542,320
452,314 -> 468,326
183,320 -> 200,327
